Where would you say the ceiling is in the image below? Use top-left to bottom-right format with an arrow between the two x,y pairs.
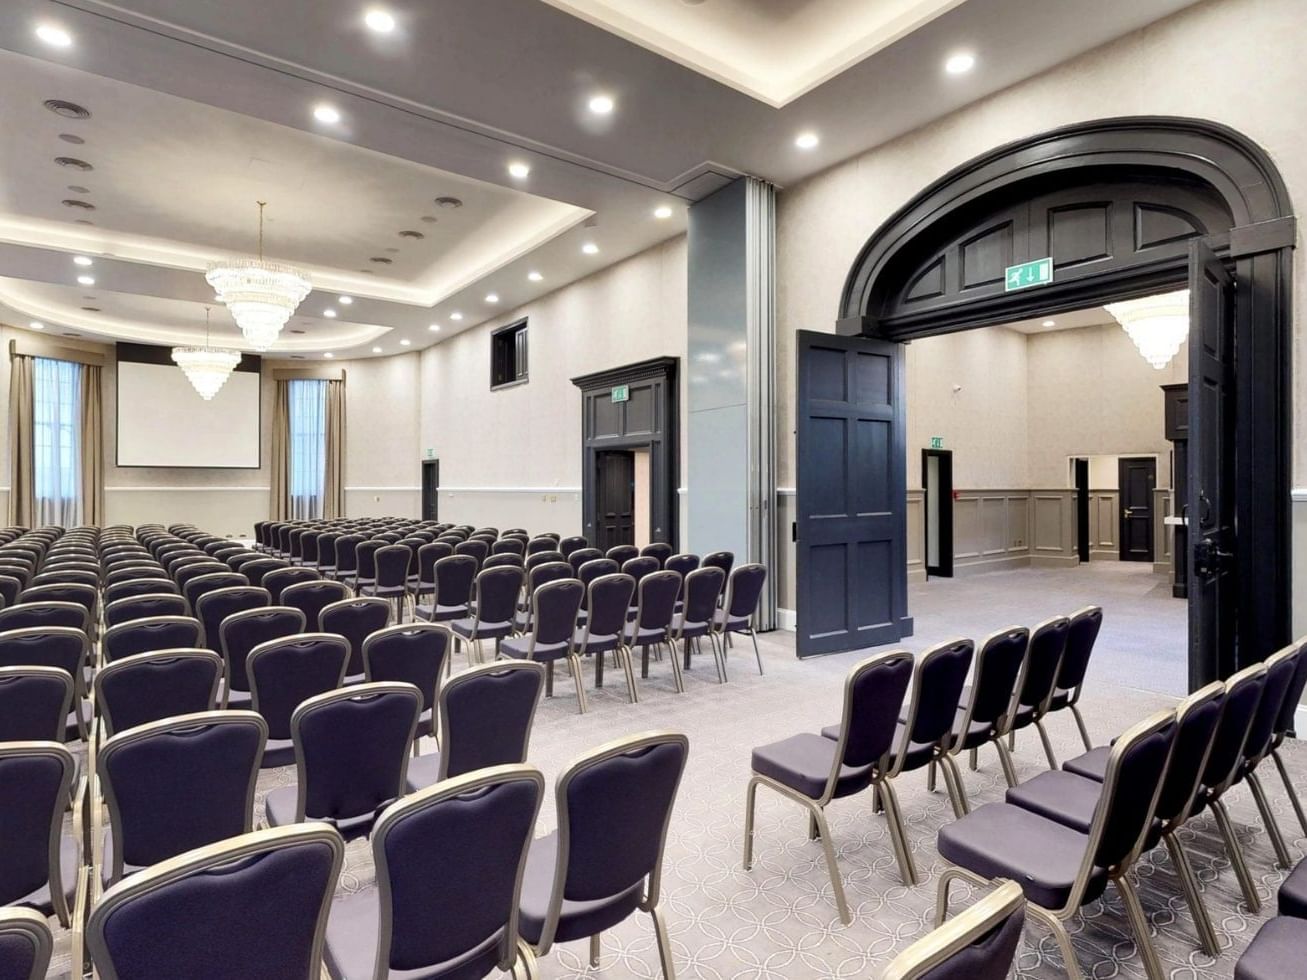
0,0 -> 1204,359
1002,307 -> 1120,335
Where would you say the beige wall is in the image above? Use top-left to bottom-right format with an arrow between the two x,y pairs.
419,236 -> 688,536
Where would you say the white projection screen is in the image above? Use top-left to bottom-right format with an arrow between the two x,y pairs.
116,360 -> 261,468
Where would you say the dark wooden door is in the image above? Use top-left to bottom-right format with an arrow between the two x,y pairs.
421,459 -> 439,522
796,330 -> 908,657
1189,241 -> 1237,688
1074,458 -> 1090,563
1117,457 -> 1155,562
595,451 -> 635,551
922,449 -> 953,578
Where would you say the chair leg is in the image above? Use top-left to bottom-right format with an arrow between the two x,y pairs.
619,645 -> 640,704
667,643 -> 686,694
710,634 -> 728,684
1271,747 -> 1307,837
1034,719 -> 1059,769
993,738 -> 1019,788
806,802 -> 851,925
1163,833 -> 1221,957
1070,704 -> 1093,752
1026,904 -> 1084,980
742,777 -> 760,869
648,904 -> 676,980
1247,770 -> 1293,868
938,754 -> 970,817
968,747 -> 978,772
877,778 -> 918,886
544,660 -> 554,697
589,933 -> 601,968
749,630 -> 764,676
569,654 -> 588,714
926,761 -> 937,792
1211,797 -> 1262,912
1115,873 -> 1165,980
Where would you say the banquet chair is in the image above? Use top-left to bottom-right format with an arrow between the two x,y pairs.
362,623 -> 450,744
218,607 -> 307,710
321,597 -> 391,682
94,650 -> 224,738
248,633 -> 349,767
102,616 -> 202,664
0,667 -> 73,742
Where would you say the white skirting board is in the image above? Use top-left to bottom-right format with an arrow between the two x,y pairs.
1297,704 -> 1307,736
776,607 -> 796,631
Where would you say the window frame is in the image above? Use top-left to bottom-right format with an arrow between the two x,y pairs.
489,318 -> 529,391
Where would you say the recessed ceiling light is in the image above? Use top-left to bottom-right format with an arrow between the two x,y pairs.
581,242 -> 599,255
35,24 -> 72,48
428,323 -> 441,332
313,104 -> 341,124
795,131 -> 819,150
363,7 -> 396,33
372,345 -> 383,354
1042,319 -> 1056,327
527,271 -> 543,282
653,205 -> 673,219
323,352 -> 334,358
507,161 -> 530,179
29,321 -> 44,331
485,293 -> 499,304
944,52 -> 976,75
73,255 -> 93,266
400,338 -> 411,346
588,94 -> 615,115
76,275 -> 94,286
338,296 -> 353,305
323,308 -> 337,318
449,312 -> 463,321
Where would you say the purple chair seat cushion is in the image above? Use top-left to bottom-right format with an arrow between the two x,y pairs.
11,834 -> 78,916
623,623 -> 666,646
262,737 -> 295,769
99,833 -> 146,887
711,609 -> 750,631
751,733 -> 872,801
417,603 -> 466,623
1279,859 -> 1307,918
819,721 -> 936,772
265,787 -> 378,842
1236,916 -> 1307,980
951,706 -> 997,750
572,629 -> 619,654
517,831 -> 643,945
499,636 -> 568,661
670,615 -> 709,639
1004,770 -> 1102,835
937,802 -> 1108,910
1061,746 -> 1110,782
450,618 -> 513,641
403,752 -> 441,795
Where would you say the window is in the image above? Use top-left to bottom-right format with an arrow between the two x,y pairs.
491,318 -> 528,389
288,378 -> 327,519
33,357 -> 82,526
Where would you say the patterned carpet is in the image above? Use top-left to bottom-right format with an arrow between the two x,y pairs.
50,565 -> 1304,978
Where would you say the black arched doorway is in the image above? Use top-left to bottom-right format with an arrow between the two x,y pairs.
795,117 -> 1294,689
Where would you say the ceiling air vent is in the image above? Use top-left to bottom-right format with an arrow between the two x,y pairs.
62,199 -> 96,210
369,256 -> 393,264
55,157 -> 93,171
58,133 -> 85,145
44,99 -> 90,119
398,230 -> 424,239
67,185 -> 89,194
434,196 -> 462,209
80,307 -> 100,313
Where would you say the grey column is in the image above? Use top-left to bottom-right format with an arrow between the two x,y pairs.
686,176 -> 777,628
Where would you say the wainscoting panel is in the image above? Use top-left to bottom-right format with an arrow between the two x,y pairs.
344,488 -> 421,520
1153,487 -> 1175,577
906,490 -> 924,582
1089,491 -> 1120,559
436,488 -> 582,537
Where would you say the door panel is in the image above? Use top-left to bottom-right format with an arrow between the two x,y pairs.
421,459 -> 439,522
1188,241 -> 1236,688
596,451 -> 635,551
796,331 -> 908,656
1117,457 -> 1155,562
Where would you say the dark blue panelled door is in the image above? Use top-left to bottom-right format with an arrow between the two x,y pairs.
795,330 -> 910,657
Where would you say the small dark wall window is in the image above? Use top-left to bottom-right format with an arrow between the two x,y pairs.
491,318 -> 528,389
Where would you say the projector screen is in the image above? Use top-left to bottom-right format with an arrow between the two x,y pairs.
117,361 -> 261,468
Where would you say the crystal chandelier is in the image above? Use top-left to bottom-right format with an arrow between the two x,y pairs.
1105,289 -> 1190,370
172,307 -> 242,400
205,201 -> 311,350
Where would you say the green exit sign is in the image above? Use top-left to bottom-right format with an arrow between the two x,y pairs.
930,436 -> 944,449
611,384 -> 629,403
1004,257 -> 1054,292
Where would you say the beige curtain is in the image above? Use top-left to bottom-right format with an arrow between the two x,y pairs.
323,378 -> 345,519
78,363 -> 105,526
7,353 -> 35,527
269,379 -> 292,521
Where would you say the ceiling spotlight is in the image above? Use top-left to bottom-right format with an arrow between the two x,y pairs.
485,293 -> 499,304
399,338 -> 411,346
35,24 -> 72,48
323,352 -> 334,358
507,161 -> 531,180
527,271 -> 543,282
372,345 -> 383,354
428,323 -> 441,332
77,275 -> 95,286
944,52 -> 976,75
581,242 -> 599,255
323,308 -> 337,318
338,296 -> 353,305
73,255 -> 93,266
363,7 -> 396,33
1042,319 -> 1056,327
29,321 -> 45,331
795,131 -> 819,150
313,104 -> 341,124
653,205 -> 673,219
588,94 -> 615,115
449,312 -> 463,321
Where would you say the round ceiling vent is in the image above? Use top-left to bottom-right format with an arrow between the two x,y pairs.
58,133 -> 85,145
62,332 -> 82,338
290,329 -> 306,334
398,230 -> 425,239
74,219 -> 94,226
66,185 -> 89,194
44,99 -> 90,119
420,215 -> 438,224
80,306 -> 100,312
357,268 -> 375,275
62,199 -> 95,210
369,256 -> 393,264
55,157 -> 93,171
434,196 -> 463,209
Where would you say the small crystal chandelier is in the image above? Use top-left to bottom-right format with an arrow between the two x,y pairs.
205,201 -> 311,350
172,307 -> 242,400
1105,289 -> 1190,370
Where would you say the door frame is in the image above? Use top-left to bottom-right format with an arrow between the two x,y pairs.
1117,456 -> 1156,563
921,448 -> 954,578
1073,458 -> 1090,563
594,449 -> 637,551
832,117 -> 1293,683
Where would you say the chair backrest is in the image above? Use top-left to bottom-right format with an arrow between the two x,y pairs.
104,592 -> 189,628
104,575 -> 177,605
417,542 -> 453,585
0,667 -> 73,742
882,880 -> 1025,980
1202,663 -> 1266,793
492,537 -> 525,556
263,566 -> 320,603
541,732 -> 688,950
370,766 -> 543,978
1087,710 -> 1177,873
896,639 -> 975,765
639,542 -> 673,566
299,532 -> 321,566
104,565 -> 165,586
567,548 -> 603,575
95,650 -> 224,738
174,563 -> 229,593
473,565 -> 525,624
1016,616 -> 1070,712
581,573 -> 635,641
321,597 -> 391,677
19,582 -> 96,615
620,555 -> 659,590
0,627 -> 88,688
526,536 -> 556,556
577,558 -> 619,590
454,539 -> 488,566
722,563 -> 767,621
665,553 -> 700,580
634,570 -> 680,632
527,560 -> 573,597
1055,605 -> 1103,699
241,560 -> 290,588
87,824 -> 344,980
280,580 -> 351,632
99,711 -> 267,880
219,607 -> 308,695
433,555 -> 477,609
1242,643 -> 1298,768
193,586 -> 270,652
483,552 -> 524,570
104,616 -> 203,663
558,536 -> 587,558
0,907 -> 53,980
374,545 -> 412,588
291,684 -> 421,824
702,550 -> 734,579
183,572 -> 249,614
1274,637 -> 1307,742
680,566 -> 725,626
248,634 -> 350,740
1157,682 -> 1226,827
363,623 -> 450,712
605,544 -> 639,565
334,534 -> 365,575
0,574 -> 22,608
957,626 -> 1029,736
439,661 -> 545,781
0,743 -> 74,912
525,550 -> 566,571
529,579 -> 585,649
0,600 -> 88,635
31,569 -> 98,589
835,650 -> 915,771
